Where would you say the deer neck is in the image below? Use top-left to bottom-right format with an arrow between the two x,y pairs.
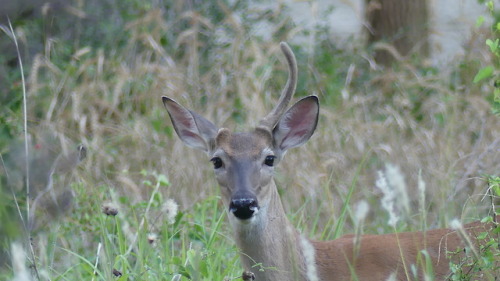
228,180 -> 310,281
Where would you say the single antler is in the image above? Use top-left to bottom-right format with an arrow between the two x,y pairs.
258,42 -> 298,130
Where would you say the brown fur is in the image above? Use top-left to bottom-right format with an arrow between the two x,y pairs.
313,217 -> 499,280
216,130 -> 271,158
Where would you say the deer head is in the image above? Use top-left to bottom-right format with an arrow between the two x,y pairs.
162,42 -> 319,226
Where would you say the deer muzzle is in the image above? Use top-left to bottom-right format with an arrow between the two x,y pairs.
229,197 -> 259,220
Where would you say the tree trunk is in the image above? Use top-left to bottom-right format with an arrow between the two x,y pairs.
365,0 -> 430,66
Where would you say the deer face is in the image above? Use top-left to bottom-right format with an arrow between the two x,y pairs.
210,129 -> 276,221
162,43 -> 319,223
163,95 -> 318,222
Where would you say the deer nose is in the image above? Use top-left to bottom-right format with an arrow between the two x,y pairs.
229,198 -> 259,220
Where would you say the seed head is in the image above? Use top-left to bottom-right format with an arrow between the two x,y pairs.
147,233 -> 158,245
162,198 -> 178,224
112,269 -> 122,277
375,170 -> 398,227
242,271 -> 255,281
102,203 -> 118,216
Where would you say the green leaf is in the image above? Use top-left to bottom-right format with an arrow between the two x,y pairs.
473,66 -> 494,83
489,176 -> 500,196
157,174 -> 170,186
493,181 -> 500,196
477,231 -> 488,240
493,226 -> 500,234
486,38 -> 499,53
486,1 -> 493,12
481,216 -> 493,223
476,16 -> 485,28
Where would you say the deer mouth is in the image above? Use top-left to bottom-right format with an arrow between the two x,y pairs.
229,198 -> 260,220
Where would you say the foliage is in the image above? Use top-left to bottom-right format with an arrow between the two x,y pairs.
448,1 -> 500,276
5,172 -> 241,280
0,0 -> 499,280
447,177 -> 500,280
474,0 -> 500,115
448,215 -> 499,281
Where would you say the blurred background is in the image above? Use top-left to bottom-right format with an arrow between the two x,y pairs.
0,0 -> 499,279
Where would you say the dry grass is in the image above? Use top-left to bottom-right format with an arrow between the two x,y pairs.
3,0 -> 499,248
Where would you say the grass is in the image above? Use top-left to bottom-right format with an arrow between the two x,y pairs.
29,175 -> 240,280
1,0 -> 499,280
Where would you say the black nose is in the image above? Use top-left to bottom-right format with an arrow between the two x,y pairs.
229,198 -> 259,220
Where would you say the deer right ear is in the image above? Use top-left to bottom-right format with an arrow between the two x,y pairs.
272,96 -> 319,153
162,96 -> 218,152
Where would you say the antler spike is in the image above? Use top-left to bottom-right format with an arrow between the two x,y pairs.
259,42 -> 298,130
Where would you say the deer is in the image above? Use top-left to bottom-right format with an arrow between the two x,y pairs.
162,42 -> 499,281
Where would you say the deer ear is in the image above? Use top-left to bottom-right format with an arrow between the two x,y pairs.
162,96 -> 218,152
273,96 -> 319,152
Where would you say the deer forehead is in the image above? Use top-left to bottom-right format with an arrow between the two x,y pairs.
215,128 -> 273,159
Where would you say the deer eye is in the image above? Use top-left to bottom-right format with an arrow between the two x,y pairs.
210,157 -> 223,169
264,155 -> 275,167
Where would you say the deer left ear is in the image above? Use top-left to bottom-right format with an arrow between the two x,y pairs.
273,96 -> 319,152
162,96 -> 218,152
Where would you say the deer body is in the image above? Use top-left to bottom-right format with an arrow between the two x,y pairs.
162,43 -> 498,281
311,220 -> 494,280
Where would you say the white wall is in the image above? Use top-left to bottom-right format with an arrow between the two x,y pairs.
280,0 -> 490,67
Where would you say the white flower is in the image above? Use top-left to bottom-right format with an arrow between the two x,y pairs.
162,198 -> 178,225
376,170 -> 398,227
375,163 -> 411,227
354,200 -> 369,226
417,170 -> 427,216
385,163 -> 410,215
